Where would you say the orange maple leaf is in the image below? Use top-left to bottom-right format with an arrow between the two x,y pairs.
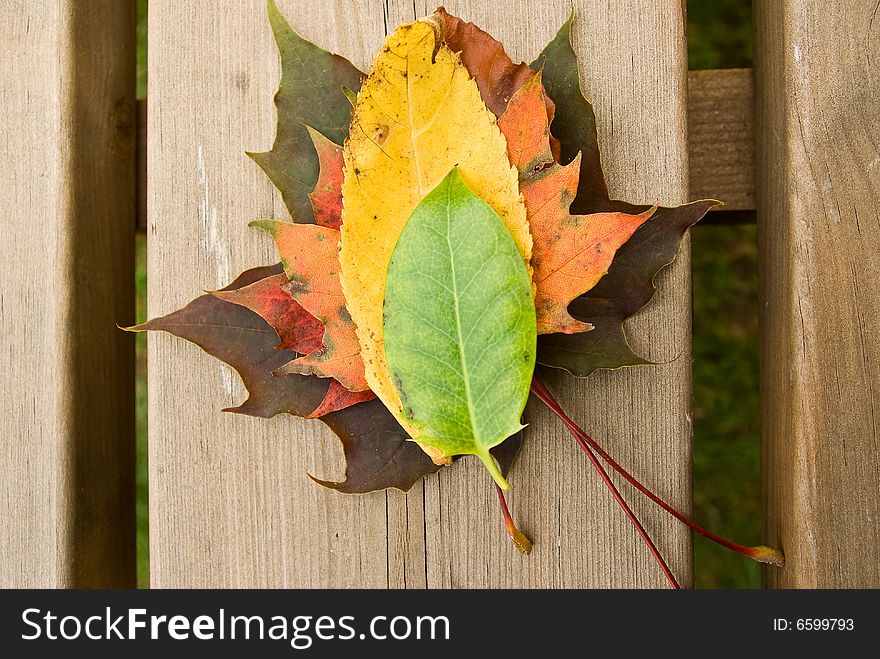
498,72 -> 655,335
305,380 -> 375,419
251,219 -> 369,392
212,270 -> 374,415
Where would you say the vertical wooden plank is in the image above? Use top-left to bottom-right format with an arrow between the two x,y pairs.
148,0 -> 392,588
387,0 -> 693,587
755,1 -> 880,587
0,1 -> 136,586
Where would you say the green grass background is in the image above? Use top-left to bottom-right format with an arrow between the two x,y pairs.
134,0 -> 760,588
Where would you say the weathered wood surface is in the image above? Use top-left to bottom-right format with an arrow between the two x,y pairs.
0,1 -> 136,587
138,67 -> 755,231
755,0 -> 880,587
148,0 -> 693,587
688,68 -> 754,212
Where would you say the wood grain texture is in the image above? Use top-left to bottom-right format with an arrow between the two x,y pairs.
148,0 -> 390,588
148,0 -> 693,587
688,68 -> 754,211
755,0 -> 880,587
0,1 -> 136,587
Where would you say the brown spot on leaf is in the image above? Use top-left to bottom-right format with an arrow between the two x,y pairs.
375,123 -> 390,146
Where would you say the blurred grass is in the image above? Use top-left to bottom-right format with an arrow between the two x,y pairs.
135,233 -> 148,588
689,0 -> 753,70
133,0 -> 759,589
691,225 -> 760,588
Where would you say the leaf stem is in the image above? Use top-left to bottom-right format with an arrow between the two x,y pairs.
580,434 -> 680,588
531,375 -> 784,568
478,451 -> 511,490
495,484 -> 533,554
533,376 -> 680,588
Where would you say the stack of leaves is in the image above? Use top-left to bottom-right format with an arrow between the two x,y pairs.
133,3 -> 783,587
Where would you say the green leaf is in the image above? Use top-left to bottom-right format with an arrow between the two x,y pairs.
248,0 -> 363,223
383,168 -> 537,489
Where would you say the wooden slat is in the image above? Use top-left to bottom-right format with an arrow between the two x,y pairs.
688,68 -> 754,211
755,0 -> 880,587
137,70 -> 758,232
0,2 -> 136,587
148,0 -> 390,588
149,0 -> 692,587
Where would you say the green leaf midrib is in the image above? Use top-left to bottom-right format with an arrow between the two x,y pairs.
445,192 -> 484,459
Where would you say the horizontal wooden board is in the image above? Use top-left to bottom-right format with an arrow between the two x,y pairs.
688,68 -> 755,212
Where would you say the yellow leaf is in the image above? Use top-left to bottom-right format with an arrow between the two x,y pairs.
339,19 -> 531,450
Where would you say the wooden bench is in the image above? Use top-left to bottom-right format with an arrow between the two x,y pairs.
2,0 -> 877,588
